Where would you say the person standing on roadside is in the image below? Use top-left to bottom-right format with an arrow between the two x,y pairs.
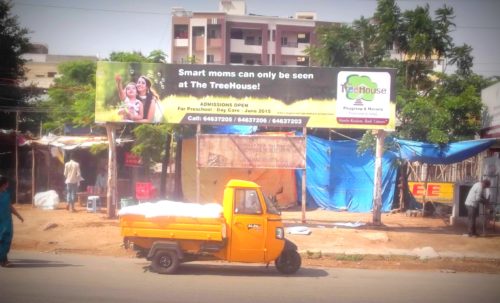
464,179 -> 491,237
64,153 -> 82,212
0,175 -> 24,267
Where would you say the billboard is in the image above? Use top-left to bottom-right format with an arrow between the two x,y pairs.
198,135 -> 305,169
408,182 -> 454,204
95,62 -> 396,130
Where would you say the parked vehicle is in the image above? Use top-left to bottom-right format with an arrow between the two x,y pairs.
119,179 -> 301,274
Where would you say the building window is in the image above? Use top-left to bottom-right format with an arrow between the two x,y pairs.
245,36 -> 255,45
230,29 -> 243,39
281,36 -> 288,46
208,29 -> 215,38
208,25 -> 220,39
245,59 -> 254,65
207,54 -> 215,63
296,56 -> 309,66
47,72 -> 57,78
297,33 -> 310,44
174,25 -> 189,38
192,27 -> 205,37
230,53 -> 243,64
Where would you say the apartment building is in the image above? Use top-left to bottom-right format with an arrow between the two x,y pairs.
21,44 -> 97,89
171,0 -> 332,66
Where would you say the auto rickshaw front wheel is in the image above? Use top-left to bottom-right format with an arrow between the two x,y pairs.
275,249 -> 301,275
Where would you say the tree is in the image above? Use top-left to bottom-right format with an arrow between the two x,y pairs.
131,124 -> 171,176
41,60 -> 97,132
147,50 -> 167,63
109,51 -> 148,63
307,20 -> 386,68
448,44 -> 474,77
352,17 -> 386,67
0,0 -> 31,129
307,24 -> 357,67
373,0 -> 402,51
433,5 -> 455,60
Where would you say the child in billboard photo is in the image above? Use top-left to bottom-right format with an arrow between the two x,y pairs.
115,78 -> 144,121
115,74 -> 163,123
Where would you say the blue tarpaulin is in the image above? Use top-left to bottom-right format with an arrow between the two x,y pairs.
296,136 -> 398,212
396,139 -> 496,164
202,126 -> 495,212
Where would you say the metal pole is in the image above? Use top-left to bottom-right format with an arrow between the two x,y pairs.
15,110 -> 19,204
301,127 -> 307,223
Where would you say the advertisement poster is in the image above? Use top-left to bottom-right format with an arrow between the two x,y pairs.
336,71 -> 393,126
95,62 -> 396,130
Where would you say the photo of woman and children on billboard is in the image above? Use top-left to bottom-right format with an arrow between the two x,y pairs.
95,62 -> 167,124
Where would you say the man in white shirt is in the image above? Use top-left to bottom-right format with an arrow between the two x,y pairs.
464,179 -> 491,237
64,154 -> 82,212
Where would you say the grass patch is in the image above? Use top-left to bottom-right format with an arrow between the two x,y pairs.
335,254 -> 364,262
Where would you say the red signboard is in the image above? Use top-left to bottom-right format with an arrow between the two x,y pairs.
125,152 -> 142,167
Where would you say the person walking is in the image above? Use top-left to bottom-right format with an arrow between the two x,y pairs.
64,153 -> 82,212
0,175 -> 24,267
464,179 -> 491,237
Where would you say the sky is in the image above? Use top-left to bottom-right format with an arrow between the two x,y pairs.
10,0 -> 500,77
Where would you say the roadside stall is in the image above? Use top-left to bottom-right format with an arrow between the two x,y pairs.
30,134 -> 134,209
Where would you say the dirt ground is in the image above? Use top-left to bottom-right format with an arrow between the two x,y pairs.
10,203 -> 500,274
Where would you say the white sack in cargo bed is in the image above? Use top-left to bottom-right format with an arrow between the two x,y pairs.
118,200 -> 223,219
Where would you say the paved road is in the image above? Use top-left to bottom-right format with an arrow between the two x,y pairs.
1,251 -> 499,303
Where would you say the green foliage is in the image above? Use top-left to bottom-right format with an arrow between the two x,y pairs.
147,50 -> 168,63
307,24 -> 358,67
131,124 -> 172,172
109,49 -> 167,63
448,44 -> 474,77
89,143 -> 108,155
433,5 -> 455,58
108,51 -> 148,63
356,131 -> 376,155
310,0 -> 491,145
41,60 -> 97,131
374,0 -> 401,49
335,254 -> 364,262
352,16 -> 386,67
307,20 -> 385,67
399,5 -> 435,60
0,0 -> 32,129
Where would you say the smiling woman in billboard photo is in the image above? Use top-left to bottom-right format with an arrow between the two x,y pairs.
115,74 -> 163,123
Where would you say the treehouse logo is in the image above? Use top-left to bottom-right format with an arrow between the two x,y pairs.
341,75 -> 387,106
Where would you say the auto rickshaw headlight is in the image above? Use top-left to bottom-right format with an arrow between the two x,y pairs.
275,227 -> 284,239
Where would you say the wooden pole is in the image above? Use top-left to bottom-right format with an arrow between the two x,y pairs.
372,129 -> 386,225
47,148 -> 51,191
31,145 -> 35,206
160,132 -> 172,198
196,124 -> 201,203
301,127 -> 307,223
173,134 -> 183,200
105,123 -> 117,218
15,110 -> 19,204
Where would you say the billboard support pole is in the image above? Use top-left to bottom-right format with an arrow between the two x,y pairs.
106,123 -> 118,218
372,129 -> 386,225
301,127 -> 307,223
